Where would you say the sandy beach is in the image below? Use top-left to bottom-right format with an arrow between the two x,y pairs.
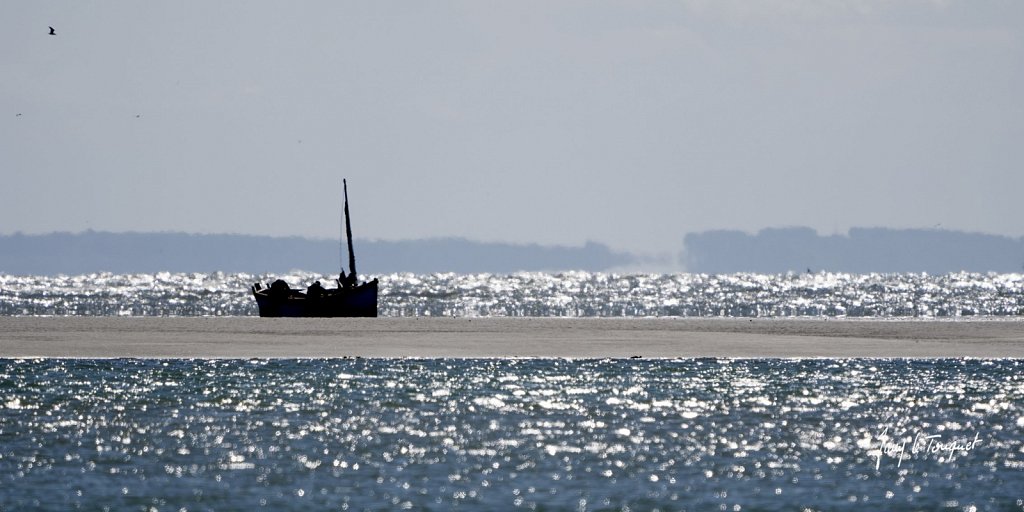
0,317 -> 1022,358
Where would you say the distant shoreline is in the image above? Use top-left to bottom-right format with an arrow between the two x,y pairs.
0,231 -> 633,275
4,226 -> 1024,274
1,317 -> 1022,358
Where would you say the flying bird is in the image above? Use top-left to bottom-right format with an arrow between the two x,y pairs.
48,26 -> 56,35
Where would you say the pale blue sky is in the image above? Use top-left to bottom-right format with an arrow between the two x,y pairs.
3,1 -> 1022,258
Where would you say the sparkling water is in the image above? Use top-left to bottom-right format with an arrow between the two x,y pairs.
1,358 -> 1021,510
1,271 -> 1022,317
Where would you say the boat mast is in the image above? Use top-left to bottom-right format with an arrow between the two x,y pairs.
344,186 -> 348,278
344,179 -> 357,280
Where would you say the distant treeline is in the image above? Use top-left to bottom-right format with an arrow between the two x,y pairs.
5,228 -> 1021,275
0,231 -> 634,275
683,227 -> 1024,274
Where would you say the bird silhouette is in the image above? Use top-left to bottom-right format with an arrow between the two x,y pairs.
48,26 -> 56,36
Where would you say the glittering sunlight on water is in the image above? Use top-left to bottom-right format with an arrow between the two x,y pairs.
1,359 -> 1022,510
1,271 -> 1022,317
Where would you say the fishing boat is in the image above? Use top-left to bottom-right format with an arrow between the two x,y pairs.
251,180 -> 378,317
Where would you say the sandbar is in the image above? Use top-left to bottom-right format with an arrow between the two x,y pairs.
1,317 -> 1023,358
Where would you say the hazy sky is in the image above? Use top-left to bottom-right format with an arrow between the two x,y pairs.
3,1 -> 1022,258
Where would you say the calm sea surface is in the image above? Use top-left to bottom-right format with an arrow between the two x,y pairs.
1,271 -> 1022,317
2,358 -> 1023,511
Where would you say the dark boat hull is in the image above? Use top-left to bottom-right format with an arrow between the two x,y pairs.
252,279 -> 378,317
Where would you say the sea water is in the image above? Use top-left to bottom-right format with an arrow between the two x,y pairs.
1,358 -> 1022,510
2,274 -> 1022,510
1,271 -> 1022,317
